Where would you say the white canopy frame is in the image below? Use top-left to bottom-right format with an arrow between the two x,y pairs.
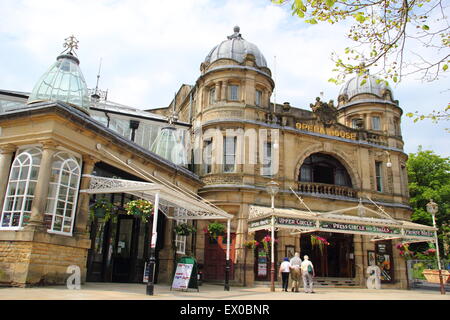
81,143 -> 233,293
248,199 -> 436,242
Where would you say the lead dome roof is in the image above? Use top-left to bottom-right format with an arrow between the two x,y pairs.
204,26 -> 267,68
339,73 -> 394,104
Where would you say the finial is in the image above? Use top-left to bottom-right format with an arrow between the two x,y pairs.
227,26 -> 242,40
62,35 -> 79,56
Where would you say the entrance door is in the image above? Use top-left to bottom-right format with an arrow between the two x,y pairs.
112,216 -> 135,282
203,234 -> 236,281
300,232 -> 354,278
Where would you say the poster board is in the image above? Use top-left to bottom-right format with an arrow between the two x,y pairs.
171,257 -> 199,292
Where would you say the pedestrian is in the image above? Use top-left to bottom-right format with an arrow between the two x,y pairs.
279,257 -> 291,292
289,252 -> 302,292
301,255 -> 315,293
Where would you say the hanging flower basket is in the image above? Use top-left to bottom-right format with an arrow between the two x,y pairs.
90,198 -> 116,222
174,222 -> 196,236
207,222 -> 226,239
311,235 -> 330,254
243,240 -> 259,250
124,199 -> 153,222
260,234 -> 278,253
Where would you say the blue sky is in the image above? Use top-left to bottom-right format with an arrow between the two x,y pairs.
0,0 -> 448,157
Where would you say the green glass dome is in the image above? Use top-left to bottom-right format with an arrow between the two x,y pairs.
150,126 -> 188,167
27,53 -> 90,113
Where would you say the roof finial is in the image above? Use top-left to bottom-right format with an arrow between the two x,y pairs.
62,35 -> 79,56
228,26 -> 242,40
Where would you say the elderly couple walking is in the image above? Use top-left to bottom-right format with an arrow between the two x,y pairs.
278,253 -> 315,293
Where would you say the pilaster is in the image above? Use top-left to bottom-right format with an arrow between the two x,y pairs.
25,141 -> 58,231
73,155 -> 98,236
0,144 -> 17,211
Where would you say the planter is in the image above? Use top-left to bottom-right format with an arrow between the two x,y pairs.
94,208 -> 106,218
422,269 -> 450,283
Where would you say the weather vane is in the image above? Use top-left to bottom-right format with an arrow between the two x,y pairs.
62,35 -> 79,55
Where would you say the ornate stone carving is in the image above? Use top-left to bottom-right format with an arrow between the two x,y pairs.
309,97 -> 338,127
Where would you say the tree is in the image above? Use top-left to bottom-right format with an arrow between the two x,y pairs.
407,146 -> 450,257
273,0 -> 450,123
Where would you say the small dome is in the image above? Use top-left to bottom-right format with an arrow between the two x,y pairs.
338,73 -> 393,104
150,126 -> 188,167
28,53 -> 90,113
204,26 -> 267,68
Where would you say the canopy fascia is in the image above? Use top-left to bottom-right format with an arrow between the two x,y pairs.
248,205 -> 436,242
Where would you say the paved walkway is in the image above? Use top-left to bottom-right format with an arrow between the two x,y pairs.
0,283 -> 449,300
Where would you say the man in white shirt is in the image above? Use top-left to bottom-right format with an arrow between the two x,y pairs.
300,255 -> 315,293
290,252 -> 302,292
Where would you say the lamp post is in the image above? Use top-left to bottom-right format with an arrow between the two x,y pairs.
426,199 -> 446,295
266,180 -> 279,292
146,192 -> 160,295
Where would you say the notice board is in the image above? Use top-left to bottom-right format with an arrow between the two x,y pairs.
171,256 -> 199,291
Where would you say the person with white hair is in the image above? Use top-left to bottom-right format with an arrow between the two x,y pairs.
300,255 -> 315,293
289,252 -> 302,292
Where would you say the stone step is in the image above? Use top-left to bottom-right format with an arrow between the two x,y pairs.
253,278 -> 361,288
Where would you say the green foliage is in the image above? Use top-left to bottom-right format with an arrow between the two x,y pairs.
89,198 -> 116,222
407,147 -> 450,256
207,222 -> 226,239
174,222 -> 196,236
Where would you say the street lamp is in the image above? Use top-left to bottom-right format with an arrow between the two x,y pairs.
426,199 -> 446,295
266,180 -> 279,292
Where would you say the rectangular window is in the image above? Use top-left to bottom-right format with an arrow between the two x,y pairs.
352,118 -> 363,129
223,136 -> 236,173
229,85 -> 239,101
255,90 -> 262,106
203,139 -> 212,174
372,116 -> 381,130
174,219 -> 187,254
209,88 -> 216,104
375,161 -> 383,192
261,142 -> 272,176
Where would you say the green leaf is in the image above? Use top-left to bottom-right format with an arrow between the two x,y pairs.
422,25 -> 430,31
360,79 -> 367,86
406,113 -> 413,117
443,64 -> 448,71
306,18 -> 318,24
393,76 -> 398,83
325,0 -> 336,8
354,12 -> 366,23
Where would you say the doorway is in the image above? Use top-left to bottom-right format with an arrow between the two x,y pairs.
300,232 -> 355,278
203,233 -> 236,281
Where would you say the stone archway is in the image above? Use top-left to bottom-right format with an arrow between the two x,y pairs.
293,144 -> 361,190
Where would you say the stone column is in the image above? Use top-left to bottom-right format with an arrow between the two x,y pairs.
73,155 -> 98,236
26,141 -> 58,231
221,81 -> 228,101
215,82 -> 221,102
0,144 -> 17,211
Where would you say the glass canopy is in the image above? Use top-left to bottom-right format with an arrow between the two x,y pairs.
27,54 -> 90,113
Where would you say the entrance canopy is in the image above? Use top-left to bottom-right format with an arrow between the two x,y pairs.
248,202 -> 436,242
81,175 -> 232,220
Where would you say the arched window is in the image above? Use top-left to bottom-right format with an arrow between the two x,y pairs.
1,147 -> 42,229
44,152 -> 81,235
299,153 -> 352,187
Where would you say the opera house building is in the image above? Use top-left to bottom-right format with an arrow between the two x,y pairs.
0,28 -> 435,289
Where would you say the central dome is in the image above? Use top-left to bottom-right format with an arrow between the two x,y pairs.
204,26 -> 267,68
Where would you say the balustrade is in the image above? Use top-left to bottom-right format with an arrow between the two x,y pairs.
298,181 -> 357,198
